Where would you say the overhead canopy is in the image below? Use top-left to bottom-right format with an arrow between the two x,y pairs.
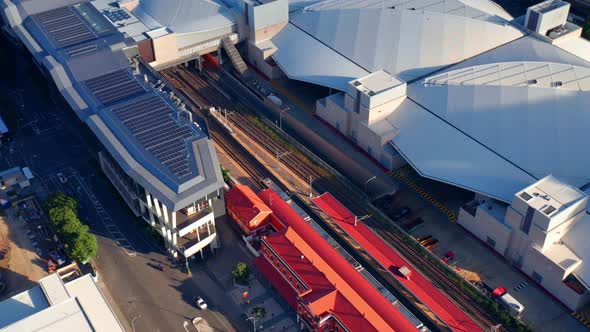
270,23 -> 369,91
384,99 -> 537,202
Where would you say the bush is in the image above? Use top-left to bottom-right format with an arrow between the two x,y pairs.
232,261 -> 250,284
221,165 -> 231,183
252,306 -> 266,320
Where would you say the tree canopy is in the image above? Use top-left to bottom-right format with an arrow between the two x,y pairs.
44,193 -> 97,263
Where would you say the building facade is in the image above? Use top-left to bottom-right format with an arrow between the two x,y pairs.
459,176 -> 590,310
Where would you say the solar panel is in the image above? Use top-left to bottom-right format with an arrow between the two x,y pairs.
111,93 -> 199,179
84,70 -> 146,106
34,6 -> 97,48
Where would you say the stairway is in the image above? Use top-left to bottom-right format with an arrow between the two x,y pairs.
221,36 -> 248,75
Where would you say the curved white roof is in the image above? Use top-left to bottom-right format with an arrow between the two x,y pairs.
405,36 -> 590,199
134,0 -> 236,34
272,0 -> 523,89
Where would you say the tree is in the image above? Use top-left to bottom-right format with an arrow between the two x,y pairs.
583,16 -> 590,40
48,206 -> 78,230
232,261 -> 250,284
43,192 -> 77,214
61,219 -> 89,245
69,232 -> 97,263
252,306 -> 266,320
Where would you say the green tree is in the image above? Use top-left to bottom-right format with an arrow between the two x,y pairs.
61,219 -> 89,245
232,261 -> 250,284
69,232 -> 97,263
583,16 -> 590,40
43,192 -> 77,214
48,206 -> 78,230
252,306 -> 266,320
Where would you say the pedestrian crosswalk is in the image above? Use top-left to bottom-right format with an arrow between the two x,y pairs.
388,166 -> 458,222
513,281 -> 529,292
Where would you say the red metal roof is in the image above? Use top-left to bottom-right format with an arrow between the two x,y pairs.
253,256 -> 298,308
226,185 -> 271,231
313,193 -> 483,332
258,188 -> 417,332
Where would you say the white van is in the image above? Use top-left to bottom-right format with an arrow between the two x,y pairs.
497,292 -> 525,318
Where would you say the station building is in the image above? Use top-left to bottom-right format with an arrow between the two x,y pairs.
254,188 -> 418,332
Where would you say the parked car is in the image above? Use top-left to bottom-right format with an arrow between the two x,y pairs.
49,251 -> 66,266
194,296 -> 208,310
392,207 -> 411,221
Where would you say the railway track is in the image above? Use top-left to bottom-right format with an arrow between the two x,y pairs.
162,66 -> 502,330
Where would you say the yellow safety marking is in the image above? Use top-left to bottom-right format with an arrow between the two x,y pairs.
388,168 -> 458,222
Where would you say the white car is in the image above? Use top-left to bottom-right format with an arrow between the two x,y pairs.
195,297 -> 207,310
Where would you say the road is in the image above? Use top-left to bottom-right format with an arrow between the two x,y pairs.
0,36 -> 247,332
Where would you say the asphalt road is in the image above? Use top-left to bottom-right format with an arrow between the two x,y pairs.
0,37 -> 246,332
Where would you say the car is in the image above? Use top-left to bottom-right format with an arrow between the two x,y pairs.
194,296 -> 207,310
392,207 -> 411,221
49,251 -> 66,266
57,172 -> 68,184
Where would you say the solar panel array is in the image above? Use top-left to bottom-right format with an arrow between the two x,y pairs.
112,94 -> 195,178
35,6 -> 96,48
85,70 -> 146,106
104,9 -> 131,23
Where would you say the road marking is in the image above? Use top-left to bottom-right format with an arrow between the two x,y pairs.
72,171 -> 137,257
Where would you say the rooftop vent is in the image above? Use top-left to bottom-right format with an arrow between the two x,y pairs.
353,81 -> 362,87
367,91 -> 376,96
552,81 -> 563,87
528,79 -> 538,85
520,192 -> 533,201
543,205 -> 557,215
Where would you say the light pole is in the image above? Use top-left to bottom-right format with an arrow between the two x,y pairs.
179,246 -> 191,275
246,316 -> 257,332
279,107 -> 291,131
364,175 -> 377,193
131,315 -> 141,332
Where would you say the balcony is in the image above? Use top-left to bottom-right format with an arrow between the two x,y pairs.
177,223 -> 217,258
176,207 -> 214,237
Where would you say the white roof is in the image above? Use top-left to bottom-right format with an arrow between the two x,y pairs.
134,0 -> 236,34
0,274 -> 124,332
385,99 -> 537,202
271,23 -> 369,90
518,175 -> 587,217
408,39 -> 590,195
276,0 -> 523,89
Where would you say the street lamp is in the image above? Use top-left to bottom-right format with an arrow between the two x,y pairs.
279,107 -> 291,131
246,316 -> 257,332
179,246 -> 191,276
364,175 -> 377,193
131,315 -> 141,332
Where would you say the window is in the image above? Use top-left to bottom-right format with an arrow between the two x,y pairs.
532,271 -> 543,284
521,207 -> 534,234
486,236 -> 496,248
354,90 -> 361,114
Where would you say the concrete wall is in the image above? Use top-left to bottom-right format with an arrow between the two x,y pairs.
537,4 -> 570,35
247,0 -> 288,43
458,204 -> 512,256
521,245 -> 585,310
246,41 -> 283,79
315,94 -> 349,135
151,33 -> 179,65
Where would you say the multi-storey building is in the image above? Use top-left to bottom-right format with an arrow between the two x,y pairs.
0,0 -> 226,259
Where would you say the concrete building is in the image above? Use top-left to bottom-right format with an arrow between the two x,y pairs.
0,273 -> 124,331
459,176 -> 590,310
0,1 -> 226,259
